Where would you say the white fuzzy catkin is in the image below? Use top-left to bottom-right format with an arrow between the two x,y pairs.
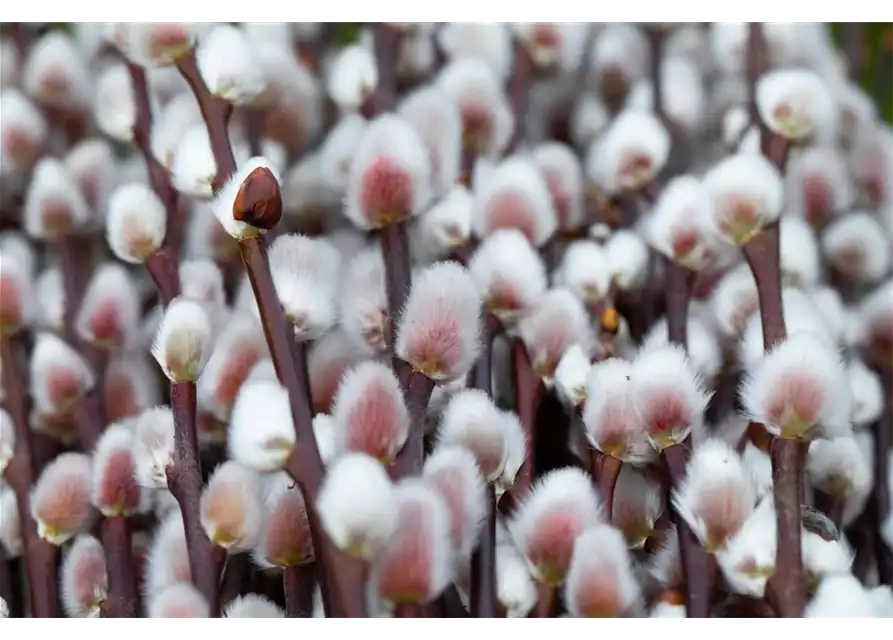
715,496 -> 777,598
398,85 -> 462,198
105,23 -> 197,68
583,358 -> 651,464
22,31 -> 92,111
645,175 -> 720,272
0,88 -> 47,173
30,332 -> 95,415
151,297 -> 212,383
822,211 -> 892,283
134,406 -> 175,489
327,43 -> 377,112
197,25 -> 266,105
228,379 -> 295,472
170,125 -> 217,200
438,23 -> 513,81
756,68 -> 836,143
563,524 -> 641,617
106,183 -> 167,264
586,109 -> 670,195
24,157 -> 91,239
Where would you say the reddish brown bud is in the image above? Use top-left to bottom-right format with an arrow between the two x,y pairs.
233,167 -> 282,231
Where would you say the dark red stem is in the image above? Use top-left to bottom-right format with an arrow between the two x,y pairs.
663,443 -> 714,618
283,563 -> 316,618
511,338 -> 541,497
379,221 -> 412,353
591,452 -> 622,523
872,370 -> 892,585
470,488 -> 497,617
0,334 -> 59,618
167,381 -> 223,612
390,370 -> 436,479
99,516 -> 139,617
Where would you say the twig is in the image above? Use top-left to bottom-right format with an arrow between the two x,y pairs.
746,23 -> 804,618
167,381 -> 224,611
390,369 -> 436,479
872,370 -> 892,585
99,516 -> 139,617
507,39 -> 534,153
0,334 -> 59,618
283,564 -> 316,617
469,488 -> 497,617
591,451 -> 622,522
511,338 -> 542,497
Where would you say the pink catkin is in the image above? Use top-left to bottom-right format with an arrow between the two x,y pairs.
376,502 -> 433,603
96,449 -> 141,514
765,372 -> 824,429
46,367 -> 84,410
264,488 -> 312,566
72,545 -> 107,611
426,468 -> 468,552
309,350 -> 356,415
524,506 -> 589,579
483,193 -> 538,244
802,173 -> 832,224
0,274 -> 23,328
640,390 -> 692,442
213,342 -> 266,412
343,378 -> 406,461
459,103 -> 495,151
104,374 -> 139,423
542,171 -> 571,230
34,457 -> 92,533
404,314 -> 463,376
85,299 -> 124,346
359,156 -> 414,225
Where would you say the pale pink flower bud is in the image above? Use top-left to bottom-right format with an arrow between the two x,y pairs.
806,574 -> 880,618
423,445 -> 487,559
509,467 -> 603,585
436,58 -> 514,157
198,312 -> 268,422
224,594 -> 285,618
715,496 -> 777,598
22,31 -> 91,111
553,239 -> 612,308
372,479 -> 454,605
779,216 -> 821,289
629,57 -> 705,135
145,511 -> 190,597
564,524 -> 641,617
106,183 -> 167,264
64,138 -> 114,218
0,485 -> 21,556
738,287 -> 835,373
757,69 -> 836,143
61,534 -> 107,617
30,332 -> 95,415
645,175 -> 721,271
807,436 -> 871,513
849,123 -> 892,208
339,247 -> 389,355
317,452 -> 398,560
784,147 -> 852,227
76,263 -> 140,350
267,233 -> 341,339
532,142 -> 585,233
586,109 -> 670,195
197,25 -> 266,105
200,461 -> 264,551
0,88 -> 47,173
471,155 -> 557,247
554,344 -> 591,408
415,184 -> 473,260
519,288 -> 593,381
856,278 -> 893,366
437,388 -> 509,482
170,125 -> 217,200
606,229 -> 650,292
438,24 -> 512,81
848,358 -> 884,427
582,358 -> 652,464
31,452 -> 95,545
151,296 -> 213,383
179,260 -> 225,314
468,229 -> 547,324
150,92 -> 202,169
331,360 -> 410,464
24,157 -> 90,239
346,113 -> 432,229
94,63 -> 138,143
612,465 -> 664,548
640,314 -> 722,385
134,406 -> 175,490
106,23 -> 197,68
327,43 -> 377,112
91,424 -> 145,517
104,353 -> 159,424
741,332 -> 851,440
822,212 -> 891,283
396,261 -> 482,381
229,379 -> 295,472
308,329 -> 363,415
630,344 -> 711,451
0,248 -> 34,334
254,472 -> 313,568
495,542 -> 538,617
399,85 -> 462,197
672,439 -> 756,552
709,263 -> 759,339
702,153 -> 785,246
148,583 -> 209,618
318,114 -> 367,192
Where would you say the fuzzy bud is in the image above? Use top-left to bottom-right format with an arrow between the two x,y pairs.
398,85 -> 462,197
586,109 -> 670,195
646,175 -> 721,271
583,358 -> 652,464
106,23 -> 196,67
756,69 -> 836,143
423,445 -> 487,559
106,183 -> 167,264
327,44 -> 377,112
519,288 -> 593,381
396,261 -> 482,381
200,461 -> 264,551
317,452 -> 398,560
148,583 -> 209,618
228,379 -> 295,472
224,594 -> 285,618
75,263 -> 141,350
133,406 -> 175,489
91,425 -> 145,517
24,157 -> 90,239
151,296 -> 212,383
29,332 -> 94,415
197,25 -> 266,105
61,534 -> 107,618
564,524 -> 641,617
31,452 -> 95,545
254,473 -> 313,568
509,467 -> 603,585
